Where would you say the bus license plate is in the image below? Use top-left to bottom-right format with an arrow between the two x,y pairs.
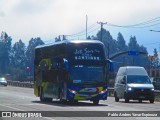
80,94 -> 91,98
139,96 -> 145,99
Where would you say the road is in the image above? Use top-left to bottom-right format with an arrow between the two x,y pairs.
0,86 -> 159,120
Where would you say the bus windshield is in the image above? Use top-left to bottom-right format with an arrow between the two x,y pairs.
127,75 -> 151,84
70,65 -> 105,84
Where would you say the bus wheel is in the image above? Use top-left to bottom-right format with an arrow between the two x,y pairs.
59,92 -> 66,103
40,90 -> 45,102
150,99 -> 154,103
68,100 -> 78,104
125,98 -> 129,103
139,99 -> 142,103
93,100 -> 99,105
114,92 -> 119,102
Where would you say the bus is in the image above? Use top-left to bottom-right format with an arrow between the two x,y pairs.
34,40 -> 112,104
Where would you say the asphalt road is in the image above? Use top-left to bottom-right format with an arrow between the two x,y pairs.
0,86 -> 159,120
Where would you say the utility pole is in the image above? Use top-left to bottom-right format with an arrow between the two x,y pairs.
97,22 -> 107,41
97,22 -> 108,58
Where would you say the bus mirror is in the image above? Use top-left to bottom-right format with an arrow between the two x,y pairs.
63,58 -> 69,72
107,59 -> 114,72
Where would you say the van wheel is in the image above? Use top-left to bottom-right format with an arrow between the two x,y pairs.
114,92 -> 119,102
150,99 -> 154,103
93,100 -> 99,105
124,93 -> 129,103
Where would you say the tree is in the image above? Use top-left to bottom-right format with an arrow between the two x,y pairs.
128,36 -> 139,50
117,32 -> 128,51
26,37 -> 44,76
10,40 -> 26,79
116,32 -> 128,67
96,28 -> 118,58
153,48 -> 158,58
0,32 -> 12,75
152,48 -> 159,67
128,36 -> 148,66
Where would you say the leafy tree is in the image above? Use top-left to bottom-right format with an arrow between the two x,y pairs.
26,37 -> 44,76
10,40 -> 26,79
152,48 -> 159,67
117,32 -> 128,51
115,32 -> 128,67
0,32 -> 12,75
128,36 -> 139,50
96,28 -> 118,58
153,48 -> 158,58
128,36 -> 148,66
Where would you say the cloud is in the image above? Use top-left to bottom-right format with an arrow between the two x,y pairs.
0,11 -> 5,17
0,0 -> 160,46
13,0 -> 53,15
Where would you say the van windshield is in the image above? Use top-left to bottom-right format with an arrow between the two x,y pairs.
127,75 -> 151,84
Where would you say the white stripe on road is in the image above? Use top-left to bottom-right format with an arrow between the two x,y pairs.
0,104 -> 25,111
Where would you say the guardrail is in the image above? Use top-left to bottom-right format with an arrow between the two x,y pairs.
7,80 -> 160,97
7,80 -> 34,88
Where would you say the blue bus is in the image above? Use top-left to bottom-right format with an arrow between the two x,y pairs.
34,40 -> 112,104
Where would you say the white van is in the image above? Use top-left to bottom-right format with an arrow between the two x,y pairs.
114,66 -> 155,103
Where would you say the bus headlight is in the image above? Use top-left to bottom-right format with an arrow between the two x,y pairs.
151,88 -> 154,91
68,89 -> 77,94
100,89 -> 108,94
128,88 -> 132,91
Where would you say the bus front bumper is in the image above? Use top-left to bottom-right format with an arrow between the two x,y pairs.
67,91 -> 108,101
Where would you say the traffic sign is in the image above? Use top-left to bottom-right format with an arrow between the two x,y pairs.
128,51 -> 139,55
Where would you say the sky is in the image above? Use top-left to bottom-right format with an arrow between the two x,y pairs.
0,0 -> 160,55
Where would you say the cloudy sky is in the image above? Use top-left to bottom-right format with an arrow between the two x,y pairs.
0,0 -> 160,54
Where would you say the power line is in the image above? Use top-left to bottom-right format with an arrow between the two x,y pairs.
107,16 -> 160,28
67,23 -> 97,37
67,26 -> 100,39
67,24 -> 99,38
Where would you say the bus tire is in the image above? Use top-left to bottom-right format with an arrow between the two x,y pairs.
150,99 -> 154,103
59,92 -> 64,102
93,100 -> 99,105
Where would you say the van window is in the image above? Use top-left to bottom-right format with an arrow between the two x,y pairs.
123,76 -> 126,82
116,76 -> 123,83
127,75 -> 151,84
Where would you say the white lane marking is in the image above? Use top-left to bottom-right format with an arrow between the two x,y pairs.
0,103 -> 25,111
44,117 -> 55,120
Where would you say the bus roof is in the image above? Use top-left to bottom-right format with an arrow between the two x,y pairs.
35,39 -> 103,49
